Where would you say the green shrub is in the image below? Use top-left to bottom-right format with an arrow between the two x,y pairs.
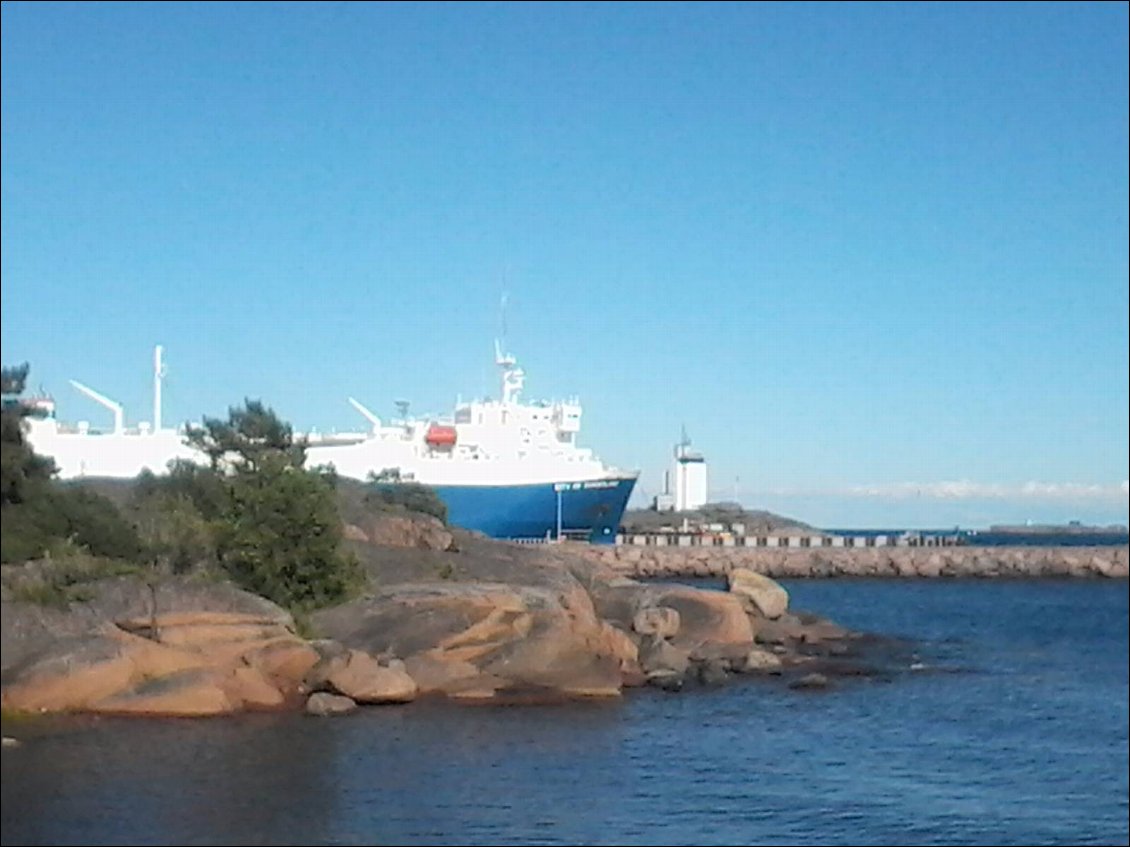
365,482 -> 448,523
217,464 -> 363,611
132,490 -> 217,574
0,486 -> 142,564
190,400 -> 364,612
4,548 -> 143,607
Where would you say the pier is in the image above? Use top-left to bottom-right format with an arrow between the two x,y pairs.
568,541 -> 1128,580
614,531 -> 964,549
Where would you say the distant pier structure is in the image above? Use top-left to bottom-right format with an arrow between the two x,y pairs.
615,530 -> 965,549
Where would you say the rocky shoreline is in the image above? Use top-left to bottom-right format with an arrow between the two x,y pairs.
571,544 -> 1129,580
5,522 -> 1124,722
0,528 -> 888,720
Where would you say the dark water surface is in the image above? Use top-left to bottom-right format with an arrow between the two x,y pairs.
3,579 -> 1127,846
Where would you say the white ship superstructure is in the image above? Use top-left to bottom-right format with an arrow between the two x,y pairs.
21,346 -> 203,479
306,341 -> 620,487
19,342 -> 637,543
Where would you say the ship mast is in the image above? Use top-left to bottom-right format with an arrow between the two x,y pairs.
494,292 -> 525,405
153,345 -> 165,433
494,339 -> 525,405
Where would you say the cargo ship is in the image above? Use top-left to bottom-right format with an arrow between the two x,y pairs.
20,344 -> 638,544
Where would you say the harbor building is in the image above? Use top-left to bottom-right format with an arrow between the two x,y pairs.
653,429 -> 709,512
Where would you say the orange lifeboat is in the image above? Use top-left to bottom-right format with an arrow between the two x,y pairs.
425,424 -> 457,448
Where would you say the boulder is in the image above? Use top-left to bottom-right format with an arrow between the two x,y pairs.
312,580 -> 627,700
637,635 -> 691,678
403,652 -> 504,697
308,649 -> 418,704
646,669 -> 685,691
1,577 -> 311,717
631,605 -> 680,638
736,648 -> 784,673
643,584 -> 755,651
93,668 -> 235,716
789,672 -> 830,690
692,657 -> 729,686
305,692 -> 359,716
359,513 -> 454,551
727,568 -> 789,620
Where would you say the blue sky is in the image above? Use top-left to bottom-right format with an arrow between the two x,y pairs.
2,1 -> 1127,528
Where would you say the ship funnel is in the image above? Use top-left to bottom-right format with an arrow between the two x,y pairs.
348,397 -> 382,432
69,379 -> 124,433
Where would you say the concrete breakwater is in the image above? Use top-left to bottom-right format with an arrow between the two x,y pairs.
575,544 -> 1129,579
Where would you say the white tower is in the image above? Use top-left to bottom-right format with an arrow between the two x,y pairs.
673,427 -> 708,512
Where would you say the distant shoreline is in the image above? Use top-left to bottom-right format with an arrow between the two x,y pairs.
983,524 -> 1129,535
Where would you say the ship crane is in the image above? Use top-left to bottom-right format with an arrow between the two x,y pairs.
347,397 -> 382,433
68,380 -> 124,434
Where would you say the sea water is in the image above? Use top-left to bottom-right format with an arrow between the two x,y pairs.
3,579 -> 1127,846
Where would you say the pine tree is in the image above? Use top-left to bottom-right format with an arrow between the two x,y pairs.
188,400 -> 360,611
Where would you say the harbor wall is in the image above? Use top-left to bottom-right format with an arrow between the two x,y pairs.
569,544 -> 1129,579
614,532 -> 963,548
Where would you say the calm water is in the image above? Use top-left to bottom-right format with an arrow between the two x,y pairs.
3,579 -> 1127,846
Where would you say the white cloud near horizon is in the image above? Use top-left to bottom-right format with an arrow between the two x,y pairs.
739,481 -> 1130,501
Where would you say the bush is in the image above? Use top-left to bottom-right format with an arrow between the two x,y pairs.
132,489 -> 217,574
2,384 -> 364,614
1,485 -> 142,564
2,363 -> 141,564
217,465 -> 362,611
189,401 -> 364,612
365,482 -> 448,523
2,546 -> 144,607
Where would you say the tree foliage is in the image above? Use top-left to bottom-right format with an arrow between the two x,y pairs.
135,462 -> 228,521
1,485 -> 143,564
185,400 -> 360,610
131,487 -> 216,575
218,463 -> 358,610
364,469 -> 448,523
187,399 -> 306,473
2,363 -> 140,563
1,363 -> 57,506
2,375 -> 360,612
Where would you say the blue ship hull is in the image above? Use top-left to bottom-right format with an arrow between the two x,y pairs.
431,476 -> 637,544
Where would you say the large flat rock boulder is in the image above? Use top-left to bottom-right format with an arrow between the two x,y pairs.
349,513 -> 455,551
589,579 -> 755,655
306,649 -> 418,704
312,579 -> 632,700
1,576 -> 315,717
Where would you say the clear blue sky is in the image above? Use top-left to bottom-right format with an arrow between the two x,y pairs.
3,1 -> 1127,529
